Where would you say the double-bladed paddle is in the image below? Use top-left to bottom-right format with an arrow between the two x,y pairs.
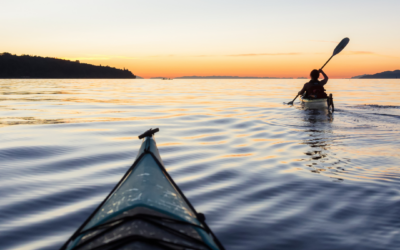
287,37 -> 350,105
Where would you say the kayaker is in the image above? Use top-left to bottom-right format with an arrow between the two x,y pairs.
298,69 -> 329,99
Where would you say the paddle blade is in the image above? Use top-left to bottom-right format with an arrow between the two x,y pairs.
333,37 -> 350,56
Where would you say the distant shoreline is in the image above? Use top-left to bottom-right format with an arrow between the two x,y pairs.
351,70 -> 400,79
174,76 -> 293,79
0,77 -> 137,79
0,53 -> 136,79
151,76 -> 306,79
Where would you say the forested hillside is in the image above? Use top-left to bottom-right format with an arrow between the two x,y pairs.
0,53 -> 135,78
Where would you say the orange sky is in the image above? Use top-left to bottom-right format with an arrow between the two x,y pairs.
1,1 -> 399,78
65,51 -> 399,79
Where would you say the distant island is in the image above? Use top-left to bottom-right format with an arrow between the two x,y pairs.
351,70 -> 400,79
150,77 -> 173,80
351,74 -> 369,79
0,52 -> 136,78
174,76 -> 292,79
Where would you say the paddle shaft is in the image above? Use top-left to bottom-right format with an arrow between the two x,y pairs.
288,94 -> 299,105
321,37 -> 349,70
320,54 -> 334,71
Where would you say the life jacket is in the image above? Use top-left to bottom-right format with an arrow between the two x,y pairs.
306,80 -> 327,98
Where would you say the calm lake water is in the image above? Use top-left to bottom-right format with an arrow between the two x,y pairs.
0,79 -> 399,250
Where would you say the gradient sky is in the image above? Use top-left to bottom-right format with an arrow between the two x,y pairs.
1,0 -> 399,78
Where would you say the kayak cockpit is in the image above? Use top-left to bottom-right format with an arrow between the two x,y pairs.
66,206 -> 214,250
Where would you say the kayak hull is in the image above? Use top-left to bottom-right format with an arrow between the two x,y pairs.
62,131 -> 224,250
301,97 -> 328,109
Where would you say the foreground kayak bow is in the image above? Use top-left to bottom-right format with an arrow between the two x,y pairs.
61,128 -> 225,250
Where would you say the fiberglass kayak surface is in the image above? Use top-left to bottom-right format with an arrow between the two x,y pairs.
301,98 -> 328,103
62,128 -> 224,250
301,97 -> 328,110
300,93 -> 334,113
301,94 -> 335,112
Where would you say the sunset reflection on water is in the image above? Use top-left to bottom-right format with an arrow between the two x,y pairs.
1,79 -> 400,250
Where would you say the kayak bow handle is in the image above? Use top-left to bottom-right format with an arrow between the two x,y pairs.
138,128 -> 160,139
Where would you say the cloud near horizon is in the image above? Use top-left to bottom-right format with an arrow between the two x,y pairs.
226,52 -> 302,57
310,40 -> 338,43
146,53 -> 303,57
344,51 -> 375,55
61,51 -> 398,62
145,52 -> 305,58
343,51 -> 399,58
62,55 -> 144,61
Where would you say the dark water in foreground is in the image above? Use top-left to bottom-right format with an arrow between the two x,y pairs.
0,79 -> 399,250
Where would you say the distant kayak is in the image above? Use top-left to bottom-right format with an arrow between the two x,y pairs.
61,128 -> 225,250
301,94 -> 334,112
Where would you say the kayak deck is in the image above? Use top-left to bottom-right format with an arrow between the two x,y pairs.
62,128 -> 224,250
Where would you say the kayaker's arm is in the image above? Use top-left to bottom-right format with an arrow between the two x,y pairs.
319,69 -> 328,85
298,83 -> 307,96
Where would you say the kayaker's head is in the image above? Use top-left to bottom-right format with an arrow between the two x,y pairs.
310,69 -> 320,81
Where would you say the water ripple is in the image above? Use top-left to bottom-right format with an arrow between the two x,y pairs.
1,79 -> 400,250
